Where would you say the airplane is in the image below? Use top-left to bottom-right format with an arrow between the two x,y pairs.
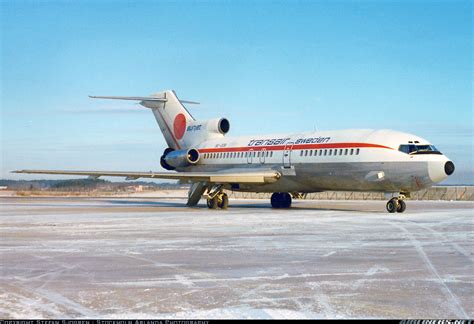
13,89 -> 455,213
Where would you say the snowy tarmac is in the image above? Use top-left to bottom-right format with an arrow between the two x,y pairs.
0,197 -> 473,319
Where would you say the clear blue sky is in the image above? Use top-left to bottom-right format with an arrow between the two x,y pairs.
1,0 -> 472,184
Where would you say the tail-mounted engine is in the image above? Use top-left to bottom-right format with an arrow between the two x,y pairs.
208,118 -> 230,135
184,118 -> 230,138
160,148 -> 200,170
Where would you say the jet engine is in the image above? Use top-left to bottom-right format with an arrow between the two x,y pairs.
207,118 -> 230,135
186,118 -> 230,136
160,148 -> 200,170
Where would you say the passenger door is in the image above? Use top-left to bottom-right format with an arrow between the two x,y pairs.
282,142 -> 294,168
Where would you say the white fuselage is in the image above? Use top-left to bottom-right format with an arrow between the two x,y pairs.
181,128 -> 452,194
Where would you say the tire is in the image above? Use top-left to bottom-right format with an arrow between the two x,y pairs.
207,197 -> 218,209
397,200 -> 406,213
271,192 -> 282,208
386,199 -> 398,213
281,193 -> 292,208
218,193 -> 229,209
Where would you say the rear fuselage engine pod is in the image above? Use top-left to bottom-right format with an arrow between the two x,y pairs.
163,148 -> 200,169
160,148 -> 176,170
198,118 -> 230,135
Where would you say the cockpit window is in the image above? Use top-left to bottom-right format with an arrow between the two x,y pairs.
398,144 -> 441,155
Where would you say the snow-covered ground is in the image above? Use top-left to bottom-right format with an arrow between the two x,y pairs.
0,197 -> 472,319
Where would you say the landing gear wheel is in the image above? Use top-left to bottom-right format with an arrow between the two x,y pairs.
218,193 -> 229,210
386,198 -> 398,213
281,193 -> 292,208
271,193 -> 282,208
271,192 -> 292,208
207,196 -> 218,209
396,200 -> 406,213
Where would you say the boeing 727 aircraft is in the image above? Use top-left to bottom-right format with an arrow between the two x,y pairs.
14,90 -> 455,212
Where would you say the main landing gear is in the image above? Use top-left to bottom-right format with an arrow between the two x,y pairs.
271,192 -> 292,208
206,185 -> 228,210
207,193 -> 229,210
386,197 -> 406,213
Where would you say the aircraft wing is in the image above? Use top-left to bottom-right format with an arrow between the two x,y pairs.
12,169 -> 281,184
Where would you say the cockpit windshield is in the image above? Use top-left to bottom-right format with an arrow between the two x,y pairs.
398,144 -> 441,155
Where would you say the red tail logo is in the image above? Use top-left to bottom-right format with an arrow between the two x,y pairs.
173,113 -> 186,140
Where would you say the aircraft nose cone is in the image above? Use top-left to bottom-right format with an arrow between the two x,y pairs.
428,160 -> 448,183
444,161 -> 455,176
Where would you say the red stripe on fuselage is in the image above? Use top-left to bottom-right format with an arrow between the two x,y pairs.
198,142 -> 393,153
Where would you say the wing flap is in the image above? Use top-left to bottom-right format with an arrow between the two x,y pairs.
12,169 -> 281,184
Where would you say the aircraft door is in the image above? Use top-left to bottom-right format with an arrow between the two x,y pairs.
282,142 -> 294,168
259,149 -> 266,164
247,149 -> 253,164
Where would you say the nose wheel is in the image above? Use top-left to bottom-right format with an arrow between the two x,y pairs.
386,198 -> 406,213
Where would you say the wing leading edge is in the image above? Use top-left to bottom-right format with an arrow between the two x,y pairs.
12,169 -> 281,184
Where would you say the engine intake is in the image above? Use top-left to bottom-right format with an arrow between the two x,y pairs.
217,118 -> 230,134
161,148 -> 200,170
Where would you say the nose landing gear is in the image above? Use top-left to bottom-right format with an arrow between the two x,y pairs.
386,197 -> 406,213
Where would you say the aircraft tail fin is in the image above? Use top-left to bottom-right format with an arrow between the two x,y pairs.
90,90 -> 197,150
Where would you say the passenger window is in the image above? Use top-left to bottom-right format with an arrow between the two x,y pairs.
329,149 -> 332,156
270,151 -> 273,157
309,150 -> 313,156
350,149 -> 354,155
356,148 -> 360,155
324,149 -> 327,156
345,149 -> 348,155
300,150 -> 303,156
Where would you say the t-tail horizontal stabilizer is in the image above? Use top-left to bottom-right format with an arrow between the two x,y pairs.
89,96 -> 199,105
